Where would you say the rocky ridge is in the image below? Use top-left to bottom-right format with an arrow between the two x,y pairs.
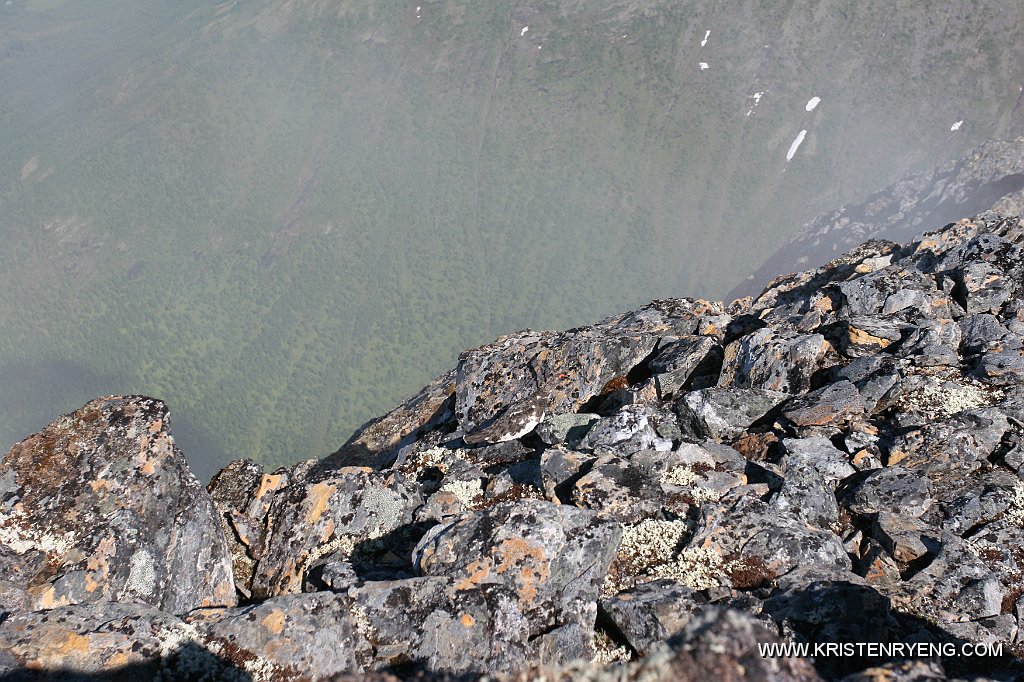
733,137 -> 1024,299
3,212 -> 1024,679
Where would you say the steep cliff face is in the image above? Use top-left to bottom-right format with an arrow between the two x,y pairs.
3,212 -> 1024,680
734,137 -> 1024,299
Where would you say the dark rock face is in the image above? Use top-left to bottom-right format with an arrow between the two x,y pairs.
5,213 -> 1024,680
734,137 -> 1024,299
0,396 -> 236,615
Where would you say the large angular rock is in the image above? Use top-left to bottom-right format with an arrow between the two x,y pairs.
250,468 -> 422,598
686,495 -> 851,589
718,328 -> 834,394
843,466 -> 934,518
325,369 -> 457,469
186,591 -> 370,678
0,396 -> 236,614
414,499 -> 621,649
600,580 -> 711,656
675,387 -> 788,441
455,299 -> 724,434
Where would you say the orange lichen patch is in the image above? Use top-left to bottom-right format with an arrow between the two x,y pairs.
105,651 -> 131,668
89,479 -> 113,494
336,466 -> 373,475
456,559 -> 493,591
887,449 -> 909,466
848,327 -> 892,348
148,419 -> 163,434
813,295 -> 835,313
851,450 -> 876,467
139,455 -> 156,476
29,585 -> 68,610
864,556 -> 890,583
460,613 -> 476,627
55,632 -> 91,656
494,538 -> 550,604
304,482 -> 337,525
261,609 -> 286,635
255,474 -> 286,501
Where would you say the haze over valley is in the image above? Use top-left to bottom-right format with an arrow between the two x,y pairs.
2,0 -> 1022,478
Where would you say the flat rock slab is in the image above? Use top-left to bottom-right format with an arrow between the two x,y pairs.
0,396 -> 235,614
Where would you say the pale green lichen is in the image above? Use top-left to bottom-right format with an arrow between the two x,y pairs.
438,479 -> 484,508
894,375 -> 1002,420
660,464 -> 698,487
126,550 -> 157,596
359,487 -> 407,540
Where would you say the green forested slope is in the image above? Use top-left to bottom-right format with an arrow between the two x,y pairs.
2,0 -> 1022,478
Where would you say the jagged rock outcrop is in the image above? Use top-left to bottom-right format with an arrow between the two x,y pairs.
0,396 -> 236,615
4,212 -> 1024,680
734,137 -> 1024,299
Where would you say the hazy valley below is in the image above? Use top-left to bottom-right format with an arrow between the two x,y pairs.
2,0 -> 1023,479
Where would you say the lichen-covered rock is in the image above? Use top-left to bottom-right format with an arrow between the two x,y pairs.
186,591 -> 370,679
843,466 -> 934,518
718,328 -> 835,394
686,495 -> 851,589
326,369 -> 457,469
781,381 -> 865,427
649,336 -> 723,398
0,601 -> 240,680
600,580 -> 711,656
675,387 -> 788,441
250,468 -> 422,598
455,299 -> 724,434
0,396 -> 236,614
9,212 -> 1024,680
413,499 -> 621,657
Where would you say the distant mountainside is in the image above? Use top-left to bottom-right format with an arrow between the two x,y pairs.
2,1 -> 1024,478
732,137 -> 1024,299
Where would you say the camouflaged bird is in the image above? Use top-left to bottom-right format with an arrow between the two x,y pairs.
462,392 -> 550,445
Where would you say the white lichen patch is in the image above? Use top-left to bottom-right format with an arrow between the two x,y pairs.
438,478 -> 484,508
603,519 -> 692,595
1006,481 -> 1024,527
650,545 -> 725,590
403,446 -> 467,475
661,464 -> 698,487
687,485 -> 722,505
299,534 -> 356,581
592,628 -> 632,665
0,503 -> 75,557
894,375 -> 1002,420
350,604 -> 376,641
126,550 -> 157,596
